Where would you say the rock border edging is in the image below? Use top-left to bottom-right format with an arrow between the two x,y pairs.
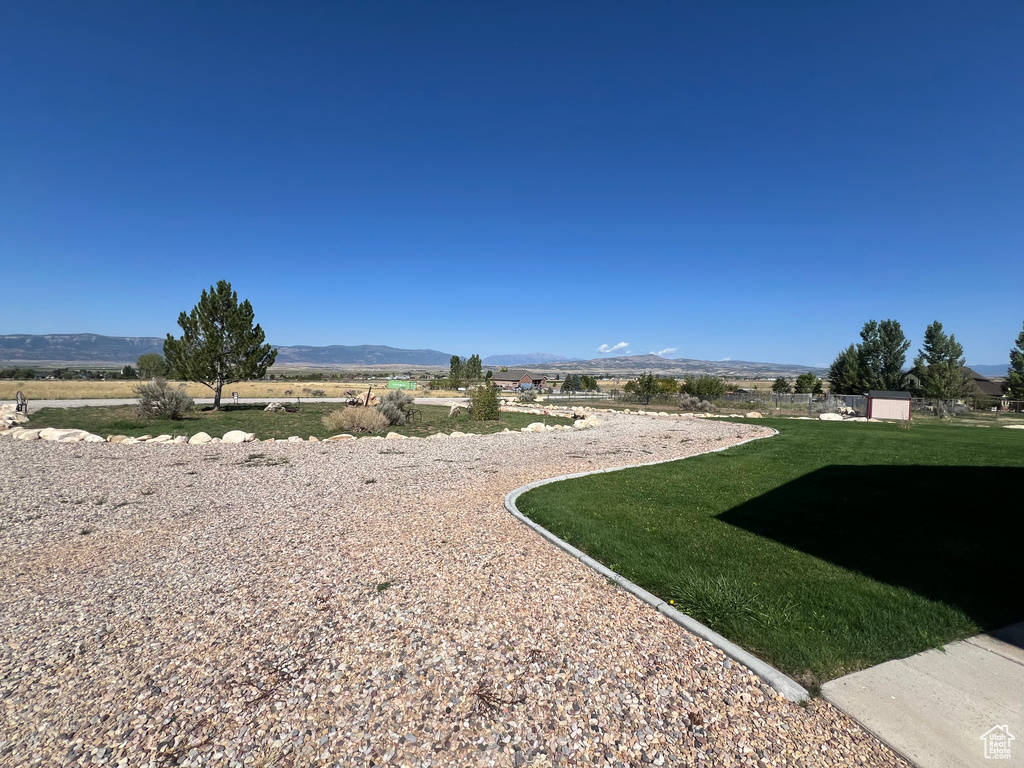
503,428 -> 811,703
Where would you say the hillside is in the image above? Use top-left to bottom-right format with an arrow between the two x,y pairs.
524,354 -> 827,378
482,353 -> 575,366
0,334 -> 454,367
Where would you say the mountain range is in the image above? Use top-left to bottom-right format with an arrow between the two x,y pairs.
482,353 -> 575,366
0,334 -> 1008,379
0,334 -> 454,367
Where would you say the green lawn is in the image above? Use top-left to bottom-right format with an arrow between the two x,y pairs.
515,418 -> 1024,689
26,403 -> 571,440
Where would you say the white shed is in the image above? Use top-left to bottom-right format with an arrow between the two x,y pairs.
867,390 -> 912,421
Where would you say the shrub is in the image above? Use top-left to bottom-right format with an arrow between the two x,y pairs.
322,407 -> 388,433
682,374 -> 727,401
134,377 -> 195,420
471,384 -> 501,421
679,393 -> 713,411
376,390 -> 414,426
517,390 -> 537,403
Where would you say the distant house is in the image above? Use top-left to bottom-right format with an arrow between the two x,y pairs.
964,367 -> 1005,400
490,369 -> 548,391
867,390 -> 912,421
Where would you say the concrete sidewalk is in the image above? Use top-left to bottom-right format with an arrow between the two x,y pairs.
823,623 -> 1024,767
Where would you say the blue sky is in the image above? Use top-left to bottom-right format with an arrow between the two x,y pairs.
1,2 -> 1021,367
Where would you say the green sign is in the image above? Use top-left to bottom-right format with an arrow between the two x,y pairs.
387,380 -> 417,390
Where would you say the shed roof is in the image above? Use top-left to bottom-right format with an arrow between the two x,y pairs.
868,390 -> 911,399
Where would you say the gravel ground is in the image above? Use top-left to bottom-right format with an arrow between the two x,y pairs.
0,412 -> 907,768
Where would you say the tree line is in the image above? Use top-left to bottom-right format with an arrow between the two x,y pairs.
827,318 -> 1024,401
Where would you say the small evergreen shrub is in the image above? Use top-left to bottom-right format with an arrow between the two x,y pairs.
471,384 -> 501,421
134,377 -> 195,420
323,407 -> 388,433
376,390 -> 414,426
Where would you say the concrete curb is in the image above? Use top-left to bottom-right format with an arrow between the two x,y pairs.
503,428 -> 811,703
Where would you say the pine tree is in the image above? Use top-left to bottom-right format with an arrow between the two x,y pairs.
771,377 -> 791,394
163,281 -> 277,410
857,319 -> 910,391
1006,321 -> 1024,399
794,372 -> 822,394
828,345 -> 863,394
913,321 -> 973,400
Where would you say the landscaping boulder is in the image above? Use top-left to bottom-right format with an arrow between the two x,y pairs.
107,435 -> 131,444
819,412 -> 843,421
39,428 -> 90,442
264,402 -> 286,412
188,432 -> 212,445
745,412 -> 762,418
222,430 -> 255,444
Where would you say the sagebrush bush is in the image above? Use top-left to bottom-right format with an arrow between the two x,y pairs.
517,390 -> 537,403
376,390 -> 414,426
134,377 -> 194,420
470,384 -> 501,421
679,394 -> 713,411
322,407 -> 388,433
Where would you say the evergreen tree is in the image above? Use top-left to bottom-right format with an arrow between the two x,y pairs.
913,321 -> 973,400
771,377 -> 791,394
163,280 -> 277,410
828,344 -> 863,394
1006,321 -> 1024,399
794,372 -> 823,393
857,319 -> 910,390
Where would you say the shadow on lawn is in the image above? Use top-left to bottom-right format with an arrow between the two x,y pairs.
719,465 -> 1024,640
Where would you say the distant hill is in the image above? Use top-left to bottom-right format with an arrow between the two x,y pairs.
967,364 -> 1009,378
483,352 -> 575,366
526,354 -> 827,378
0,334 -> 164,362
0,334 -> 454,367
274,344 -> 453,366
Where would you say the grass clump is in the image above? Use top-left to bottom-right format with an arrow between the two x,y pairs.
322,406 -> 388,434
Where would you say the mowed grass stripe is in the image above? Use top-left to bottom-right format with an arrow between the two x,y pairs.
515,419 -> 1024,689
